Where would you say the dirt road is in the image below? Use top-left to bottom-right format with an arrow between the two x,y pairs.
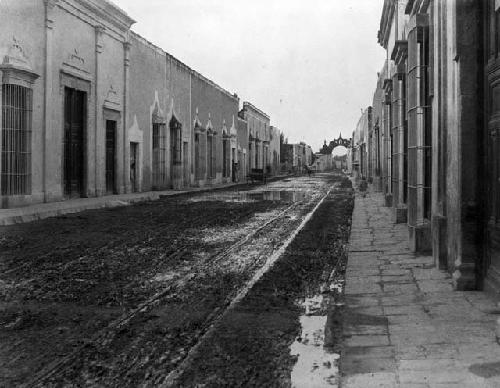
0,173 -> 353,387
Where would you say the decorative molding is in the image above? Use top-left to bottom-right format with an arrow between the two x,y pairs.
59,70 -> 91,95
123,39 -> 131,67
44,0 -> 59,10
95,25 -> 105,54
44,0 -> 59,29
383,78 -> 393,91
193,107 -> 205,133
104,84 -> 121,110
391,40 -> 408,64
128,115 -> 143,142
151,91 -> 165,124
61,48 -> 91,81
0,36 -> 39,84
2,36 -> 33,71
230,115 -> 237,137
73,0 -> 135,33
206,112 -> 214,133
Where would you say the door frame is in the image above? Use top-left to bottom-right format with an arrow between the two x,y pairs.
63,86 -> 87,198
105,119 -> 117,194
60,73 -> 91,199
103,109 -> 121,195
130,141 -> 138,192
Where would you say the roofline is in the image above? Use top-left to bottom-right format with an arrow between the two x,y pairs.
75,0 -> 136,31
129,32 -> 238,102
242,101 -> 270,120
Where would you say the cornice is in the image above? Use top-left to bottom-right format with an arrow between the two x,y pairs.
242,101 -> 270,121
390,40 -> 408,64
378,0 -> 395,48
383,78 -> 393,91
73,0 -> 135,32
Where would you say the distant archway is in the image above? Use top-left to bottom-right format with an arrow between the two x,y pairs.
319,133 -> 352,154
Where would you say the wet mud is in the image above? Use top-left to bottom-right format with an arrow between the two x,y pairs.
171,177 -> 354,388
0,174 -> 347,387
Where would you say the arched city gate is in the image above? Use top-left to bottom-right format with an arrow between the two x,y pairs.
319,134 -> 352,154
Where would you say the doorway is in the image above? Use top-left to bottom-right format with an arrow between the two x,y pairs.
183,141 -> 189,186
483,1 -> 500,291
64,87 -> 86,198
105,120 -> 116,194
130,142 -> 138,192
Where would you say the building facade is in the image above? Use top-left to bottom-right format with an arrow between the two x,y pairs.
313,153 -> 333,172
352,108 -> 371,179
0,0 -> 283,209
366,0 -> 499,293
282,142 -> 312,173
238,102 -> 281,177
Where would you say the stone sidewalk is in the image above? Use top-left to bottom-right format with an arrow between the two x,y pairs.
340,191 -> 500,388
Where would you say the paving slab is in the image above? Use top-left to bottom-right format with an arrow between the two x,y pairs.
340,191 -> 500,388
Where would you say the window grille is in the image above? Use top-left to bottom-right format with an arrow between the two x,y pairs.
223,139 -> 230,177
408,21 -> 431,221
207,134 -> 214,178
194,133 -> 200,178
255,142 -> 259,169
170,119 -> 182,166
152,122 -> 167,188
1,84 -> 32,196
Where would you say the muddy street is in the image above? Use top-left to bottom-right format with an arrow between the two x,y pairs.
0,173 -> 353,387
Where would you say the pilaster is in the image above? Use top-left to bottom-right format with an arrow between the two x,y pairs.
94,25 -> 104,196
123,40 -> 131,193
43,0 -> 58,202
383,78 -> 393,207
392,41 -> 409,223
407,13 -> 431,253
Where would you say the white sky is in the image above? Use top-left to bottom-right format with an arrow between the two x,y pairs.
114,0 -> 386,154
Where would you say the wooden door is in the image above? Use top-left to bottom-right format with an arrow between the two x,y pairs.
105,120 -> 116,194
64,88 -> 85,198
484,0 -> 500,290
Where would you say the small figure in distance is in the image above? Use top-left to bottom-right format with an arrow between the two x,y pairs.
359,176 -> 368,198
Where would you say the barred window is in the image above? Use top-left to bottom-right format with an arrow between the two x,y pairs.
1,84 -> 32,196
170,118 -> 182,166
207,134 -> 214,178
152,122 -> 167,188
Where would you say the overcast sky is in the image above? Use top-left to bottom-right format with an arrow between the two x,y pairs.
114,0 -> 386,154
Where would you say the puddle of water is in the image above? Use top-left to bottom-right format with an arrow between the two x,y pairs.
188,190 -> 307,203
290,295 -> 339,388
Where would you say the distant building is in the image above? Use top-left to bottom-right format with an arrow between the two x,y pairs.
352,108 -> 371,179
313,153 -> 332,172
282,142 -> 313,173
